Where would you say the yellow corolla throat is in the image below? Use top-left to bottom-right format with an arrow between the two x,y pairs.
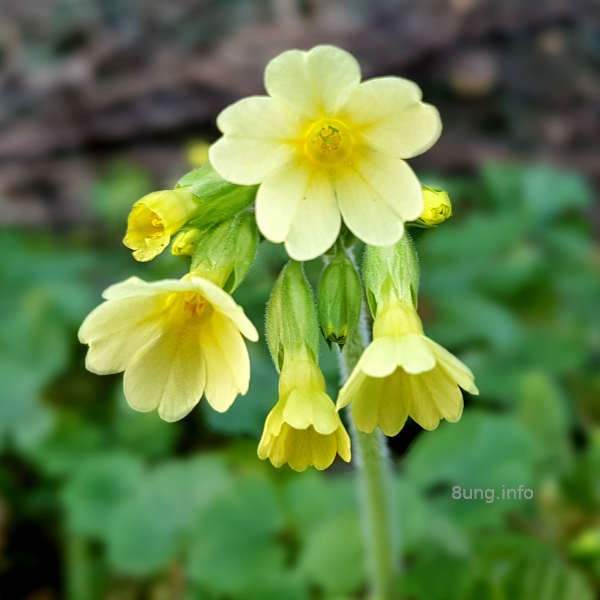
164,290 -> 212,326
303,118 -> 354,166
123,189 -> 198,262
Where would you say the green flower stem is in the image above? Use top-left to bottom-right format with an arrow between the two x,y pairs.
339,307 -> 399,600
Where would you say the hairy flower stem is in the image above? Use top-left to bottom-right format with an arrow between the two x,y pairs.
337,283 -> 399,600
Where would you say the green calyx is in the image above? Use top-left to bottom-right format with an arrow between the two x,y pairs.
266,261 -> 320,372
176,163 -> 258,230
362,234 -> 419,317
318,247 -> 362,348
189,211 -> 258,293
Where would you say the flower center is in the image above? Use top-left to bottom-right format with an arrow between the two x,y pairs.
304,119 -> 353,166
181,292 -> 208,318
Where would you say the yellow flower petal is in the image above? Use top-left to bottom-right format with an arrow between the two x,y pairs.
261,422 -> 344,472
333,167 -> 404,247
284,172 -> 340,261
405,373 -> 441,431
264,45 -> 360,118
255,161 -> 310,244
359,338 -> 401,378
189,276 -> 259,341
123,325 -> 206,421
209,135 -> 295,186
201,312 -> 250,412
341,77 -> 441,159
216,95 -> 304,138
419,367 -> 464,423
353,148 -> 424,221
282,389 -> 339,435
350,371 -> 408,436
359,334 -> 435,378
80,298 -> 163,375
365,102 -> 442,159
425,338 -> 479,395
395,334 -> 437,374
79,295 -> 159,343
340,76 -> 422,125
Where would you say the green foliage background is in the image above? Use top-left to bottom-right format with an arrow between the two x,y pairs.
1,159 -> 599,599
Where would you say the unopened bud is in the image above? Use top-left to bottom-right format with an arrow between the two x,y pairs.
415,187 -> 452,227
266,261 -> 320,372
171,228 -> 202,256
190,211 -> 258,292
318,249 -> 362,347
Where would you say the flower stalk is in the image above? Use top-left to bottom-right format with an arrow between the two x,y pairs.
337,251 -> 399,600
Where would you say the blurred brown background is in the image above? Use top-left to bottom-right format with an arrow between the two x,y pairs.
1,0 -> 598,226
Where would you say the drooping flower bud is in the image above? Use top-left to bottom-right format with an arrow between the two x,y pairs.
123,188 -> 199,262
414,186 -> 452,227
189,211 -> 258,292
171,228 -> 202,257
318,248 -> 362,347
362,234 -> 419,317
266,261 -> 320,372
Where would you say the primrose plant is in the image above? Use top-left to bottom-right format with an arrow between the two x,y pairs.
79,45 -> 477,598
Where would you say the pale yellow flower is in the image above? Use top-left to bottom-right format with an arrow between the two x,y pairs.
210,45 -> 441,260
337,298 -> 478,436
78,276 -> 258,422
123,189 -> 198,262
258,347 -> 351,471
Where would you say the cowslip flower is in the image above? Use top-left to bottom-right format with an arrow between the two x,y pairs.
337,296 -> 478,435
78,275 -> 258,421
123,189 -> 198,262
258,346 -> 351,471
210,45 -> 441,261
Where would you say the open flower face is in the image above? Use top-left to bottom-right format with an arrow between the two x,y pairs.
210,45 -> 442,261
337,300 -> 478,436
78,276 -> 258,422
258,348 -> 351,471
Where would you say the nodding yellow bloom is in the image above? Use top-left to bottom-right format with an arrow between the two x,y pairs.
210,45 -> 441,261
418,187 -> 452,226
337,298 -> 478,436
78,276 -> 258,422
258,347 -> 351,471
123,189 -> 198,262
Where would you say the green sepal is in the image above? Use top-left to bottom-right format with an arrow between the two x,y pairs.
190,211 -> 258,293
266,261 -> 320,372
318,248 -> 362,348
176,163 -> 258,229
362,234 -> 419,317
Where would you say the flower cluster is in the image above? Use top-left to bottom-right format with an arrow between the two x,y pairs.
79,45 -> 476,472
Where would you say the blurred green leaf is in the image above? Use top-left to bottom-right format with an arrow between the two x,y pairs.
516,371 -> 572,474
299,511 -> 365,595
62,451 -> 144,538
405,412 -> 538,492
186,475 -> 286,595
106,456 -> 229,575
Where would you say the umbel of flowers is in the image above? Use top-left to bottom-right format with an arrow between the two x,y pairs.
79,45 -> 477,471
